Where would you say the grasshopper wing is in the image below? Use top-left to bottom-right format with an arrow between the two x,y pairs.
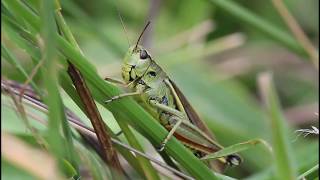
169,80 -> 242,167
169,79 -> 215,139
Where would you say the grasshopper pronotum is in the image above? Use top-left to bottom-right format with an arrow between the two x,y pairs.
105,22 -> 242,167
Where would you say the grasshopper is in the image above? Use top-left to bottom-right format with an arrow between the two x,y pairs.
105,22 -> 242,167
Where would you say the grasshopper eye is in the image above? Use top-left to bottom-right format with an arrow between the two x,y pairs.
140,50 -> 149,60
148,71 -> 156,77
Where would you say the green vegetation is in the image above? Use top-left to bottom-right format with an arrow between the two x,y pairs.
2,0 -> 318,179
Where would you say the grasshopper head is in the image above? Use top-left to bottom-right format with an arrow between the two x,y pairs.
122,45 -> 152,83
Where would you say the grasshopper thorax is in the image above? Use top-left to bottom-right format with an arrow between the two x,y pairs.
122,45 -> 152,83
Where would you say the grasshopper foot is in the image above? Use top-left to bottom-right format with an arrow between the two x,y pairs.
104,99 -> 112,103
156,143 -> 166,152
115,130 -> 123,136
105,96 -> 118,104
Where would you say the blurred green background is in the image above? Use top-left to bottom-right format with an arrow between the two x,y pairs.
2,0 -> 318,179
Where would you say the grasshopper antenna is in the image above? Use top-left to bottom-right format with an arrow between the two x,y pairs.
134,21 -> 151,50
117,10 -> 131,47
112,0 -> 131,47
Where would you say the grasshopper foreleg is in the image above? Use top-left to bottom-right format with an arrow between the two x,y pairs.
104,77 -> 127,85
104,77 -> 137,88
105,91 -> 141,103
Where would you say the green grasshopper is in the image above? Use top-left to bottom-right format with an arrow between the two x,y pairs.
105,22 -> 242,167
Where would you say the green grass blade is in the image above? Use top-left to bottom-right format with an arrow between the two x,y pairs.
1,44 -> 40,94
259,72 -> 297,180
208,0 -> 307,58
298,164 -> 319,180
202,139 -> 271,161
39,0 -> 78,176
3,0 -> 40,31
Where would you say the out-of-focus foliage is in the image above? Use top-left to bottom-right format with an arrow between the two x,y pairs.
2,0 -> 318,179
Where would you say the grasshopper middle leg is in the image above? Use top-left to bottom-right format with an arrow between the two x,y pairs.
150,99 -> 186,151
158,115 -> 184,151
105,91 -> 141,103
104,77 -> 136,88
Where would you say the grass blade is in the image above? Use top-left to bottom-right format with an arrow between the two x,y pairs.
39,0 -> 78,176
208,0 -> 307,58
298,164 -> 318,180
1,44 -> 40,94
201,139 -> 272,161
258,72 -> 297,180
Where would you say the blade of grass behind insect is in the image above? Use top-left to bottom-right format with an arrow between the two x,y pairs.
259,72 -> 297,180
208,0 -> 308,59
202,139 -> 271,161
246,140 -> 318,180
39,0 -> 78,176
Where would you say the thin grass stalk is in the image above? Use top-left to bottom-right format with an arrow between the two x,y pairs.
258,72 -> 297,180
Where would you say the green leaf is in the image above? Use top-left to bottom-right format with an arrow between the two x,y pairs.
298,164 -> 319,180
39,0 -> 78,174
259,73 -> 297,180
1,160 -> 35,180
202,139 -> 271,161
208,0 -> 307,58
